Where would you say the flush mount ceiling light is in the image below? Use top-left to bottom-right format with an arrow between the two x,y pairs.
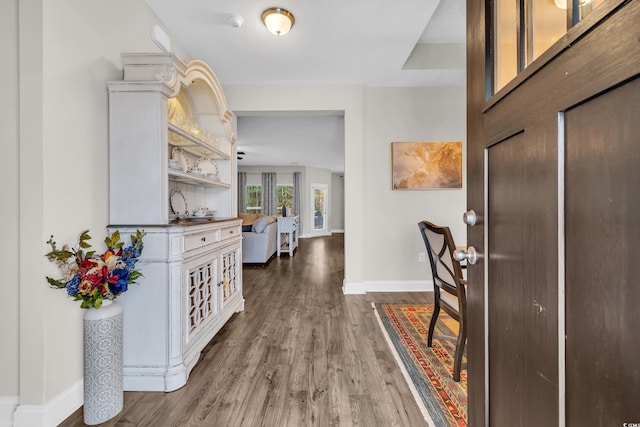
262,7 -> 295,36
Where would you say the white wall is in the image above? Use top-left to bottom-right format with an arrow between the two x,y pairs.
1,0 -> 20,405
362,87 -> 467,291
331,174 -> 345,232
6,1 -> 190,425
226,85 -> 466,294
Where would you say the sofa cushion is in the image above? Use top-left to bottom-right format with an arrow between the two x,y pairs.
252,215 -> 276,233
242,219 -> 278,264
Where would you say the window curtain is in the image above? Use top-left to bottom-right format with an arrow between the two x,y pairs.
261,172 -> 277,215
293,172 -> 302,231
237,172 -> 247,213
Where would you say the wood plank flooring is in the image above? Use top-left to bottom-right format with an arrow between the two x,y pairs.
60,234 -> 432,426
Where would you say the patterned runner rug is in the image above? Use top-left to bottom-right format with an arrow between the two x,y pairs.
373,303 -> 467,427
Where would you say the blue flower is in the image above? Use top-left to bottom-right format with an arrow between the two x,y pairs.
122,257 -> 137,270
124,244 -> 141,259
110,268 -> 130,294
66,275 -> 81,296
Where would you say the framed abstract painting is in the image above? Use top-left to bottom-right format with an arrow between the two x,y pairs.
391,141 -> 462,190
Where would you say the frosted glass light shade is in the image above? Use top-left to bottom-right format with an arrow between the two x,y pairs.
554,0 -> 593,9
262,8 -> 295,36
554,0 -> 567,8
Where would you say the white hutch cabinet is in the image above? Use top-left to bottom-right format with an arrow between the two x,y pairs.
107,53 -> 243,392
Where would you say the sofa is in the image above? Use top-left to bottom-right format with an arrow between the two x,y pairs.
239,213 -> 278,264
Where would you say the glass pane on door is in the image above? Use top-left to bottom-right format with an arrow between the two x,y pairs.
492,0 -> 606,95
530,0 -> 566,65
578,0 -> 605,20
494,0 -> 518,92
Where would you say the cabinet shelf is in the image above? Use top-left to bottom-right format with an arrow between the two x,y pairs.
169,169 -> 231,188
168,123 -> 230,160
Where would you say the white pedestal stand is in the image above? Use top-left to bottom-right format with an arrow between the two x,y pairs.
83,300 -> 124,425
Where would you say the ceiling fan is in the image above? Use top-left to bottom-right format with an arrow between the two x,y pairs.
237,150 -> 245,160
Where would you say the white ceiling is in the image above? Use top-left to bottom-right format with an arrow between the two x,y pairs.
237,113 -> 346,174
145,0 -> 466,173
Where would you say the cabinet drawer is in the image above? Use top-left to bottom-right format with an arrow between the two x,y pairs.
220,225 -> 241,241
184,229 -> 220,252
277,217 -> 298,232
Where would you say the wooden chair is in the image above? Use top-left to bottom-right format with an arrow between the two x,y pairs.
418,220 -> 467,382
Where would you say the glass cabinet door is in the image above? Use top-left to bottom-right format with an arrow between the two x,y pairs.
185,253 -> 219,343
220,242 -> 241,305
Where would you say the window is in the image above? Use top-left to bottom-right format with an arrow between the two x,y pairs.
492,0 -> 606,94
246,185 -> 262,214
245,184 -> 292,215
277,185 -> 293,215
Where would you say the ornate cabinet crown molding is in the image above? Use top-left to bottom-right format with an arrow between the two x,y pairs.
117,53 -> 234,142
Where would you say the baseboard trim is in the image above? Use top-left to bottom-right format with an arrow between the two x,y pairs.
343,280 -> 433,294
342,279 -> 366,294
123,364 -> 187,392
364,280 -> 433,293
0,396 -> 18,427
12,379 -> 83,427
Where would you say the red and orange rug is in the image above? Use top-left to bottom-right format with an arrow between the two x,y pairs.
373,303 -> 467,427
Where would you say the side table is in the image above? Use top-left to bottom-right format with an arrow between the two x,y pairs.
277,216 -> 299,256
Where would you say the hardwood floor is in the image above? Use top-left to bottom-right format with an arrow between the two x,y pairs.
60,234 -> 432,426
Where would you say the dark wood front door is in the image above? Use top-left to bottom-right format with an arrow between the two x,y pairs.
466,1 -> 640,425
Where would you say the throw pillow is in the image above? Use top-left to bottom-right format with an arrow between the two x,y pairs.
252,216 -> 271,233
241,224 -> 252,232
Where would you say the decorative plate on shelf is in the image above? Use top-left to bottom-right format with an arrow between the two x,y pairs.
171,147 -> 191,173
169,188 -> 188,216
195,157 -> 219,180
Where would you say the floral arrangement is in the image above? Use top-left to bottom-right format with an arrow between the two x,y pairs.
45,229 -> 145,309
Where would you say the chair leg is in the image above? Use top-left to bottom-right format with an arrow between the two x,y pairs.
427,300 -> 440,348
452,317 -> 467,382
